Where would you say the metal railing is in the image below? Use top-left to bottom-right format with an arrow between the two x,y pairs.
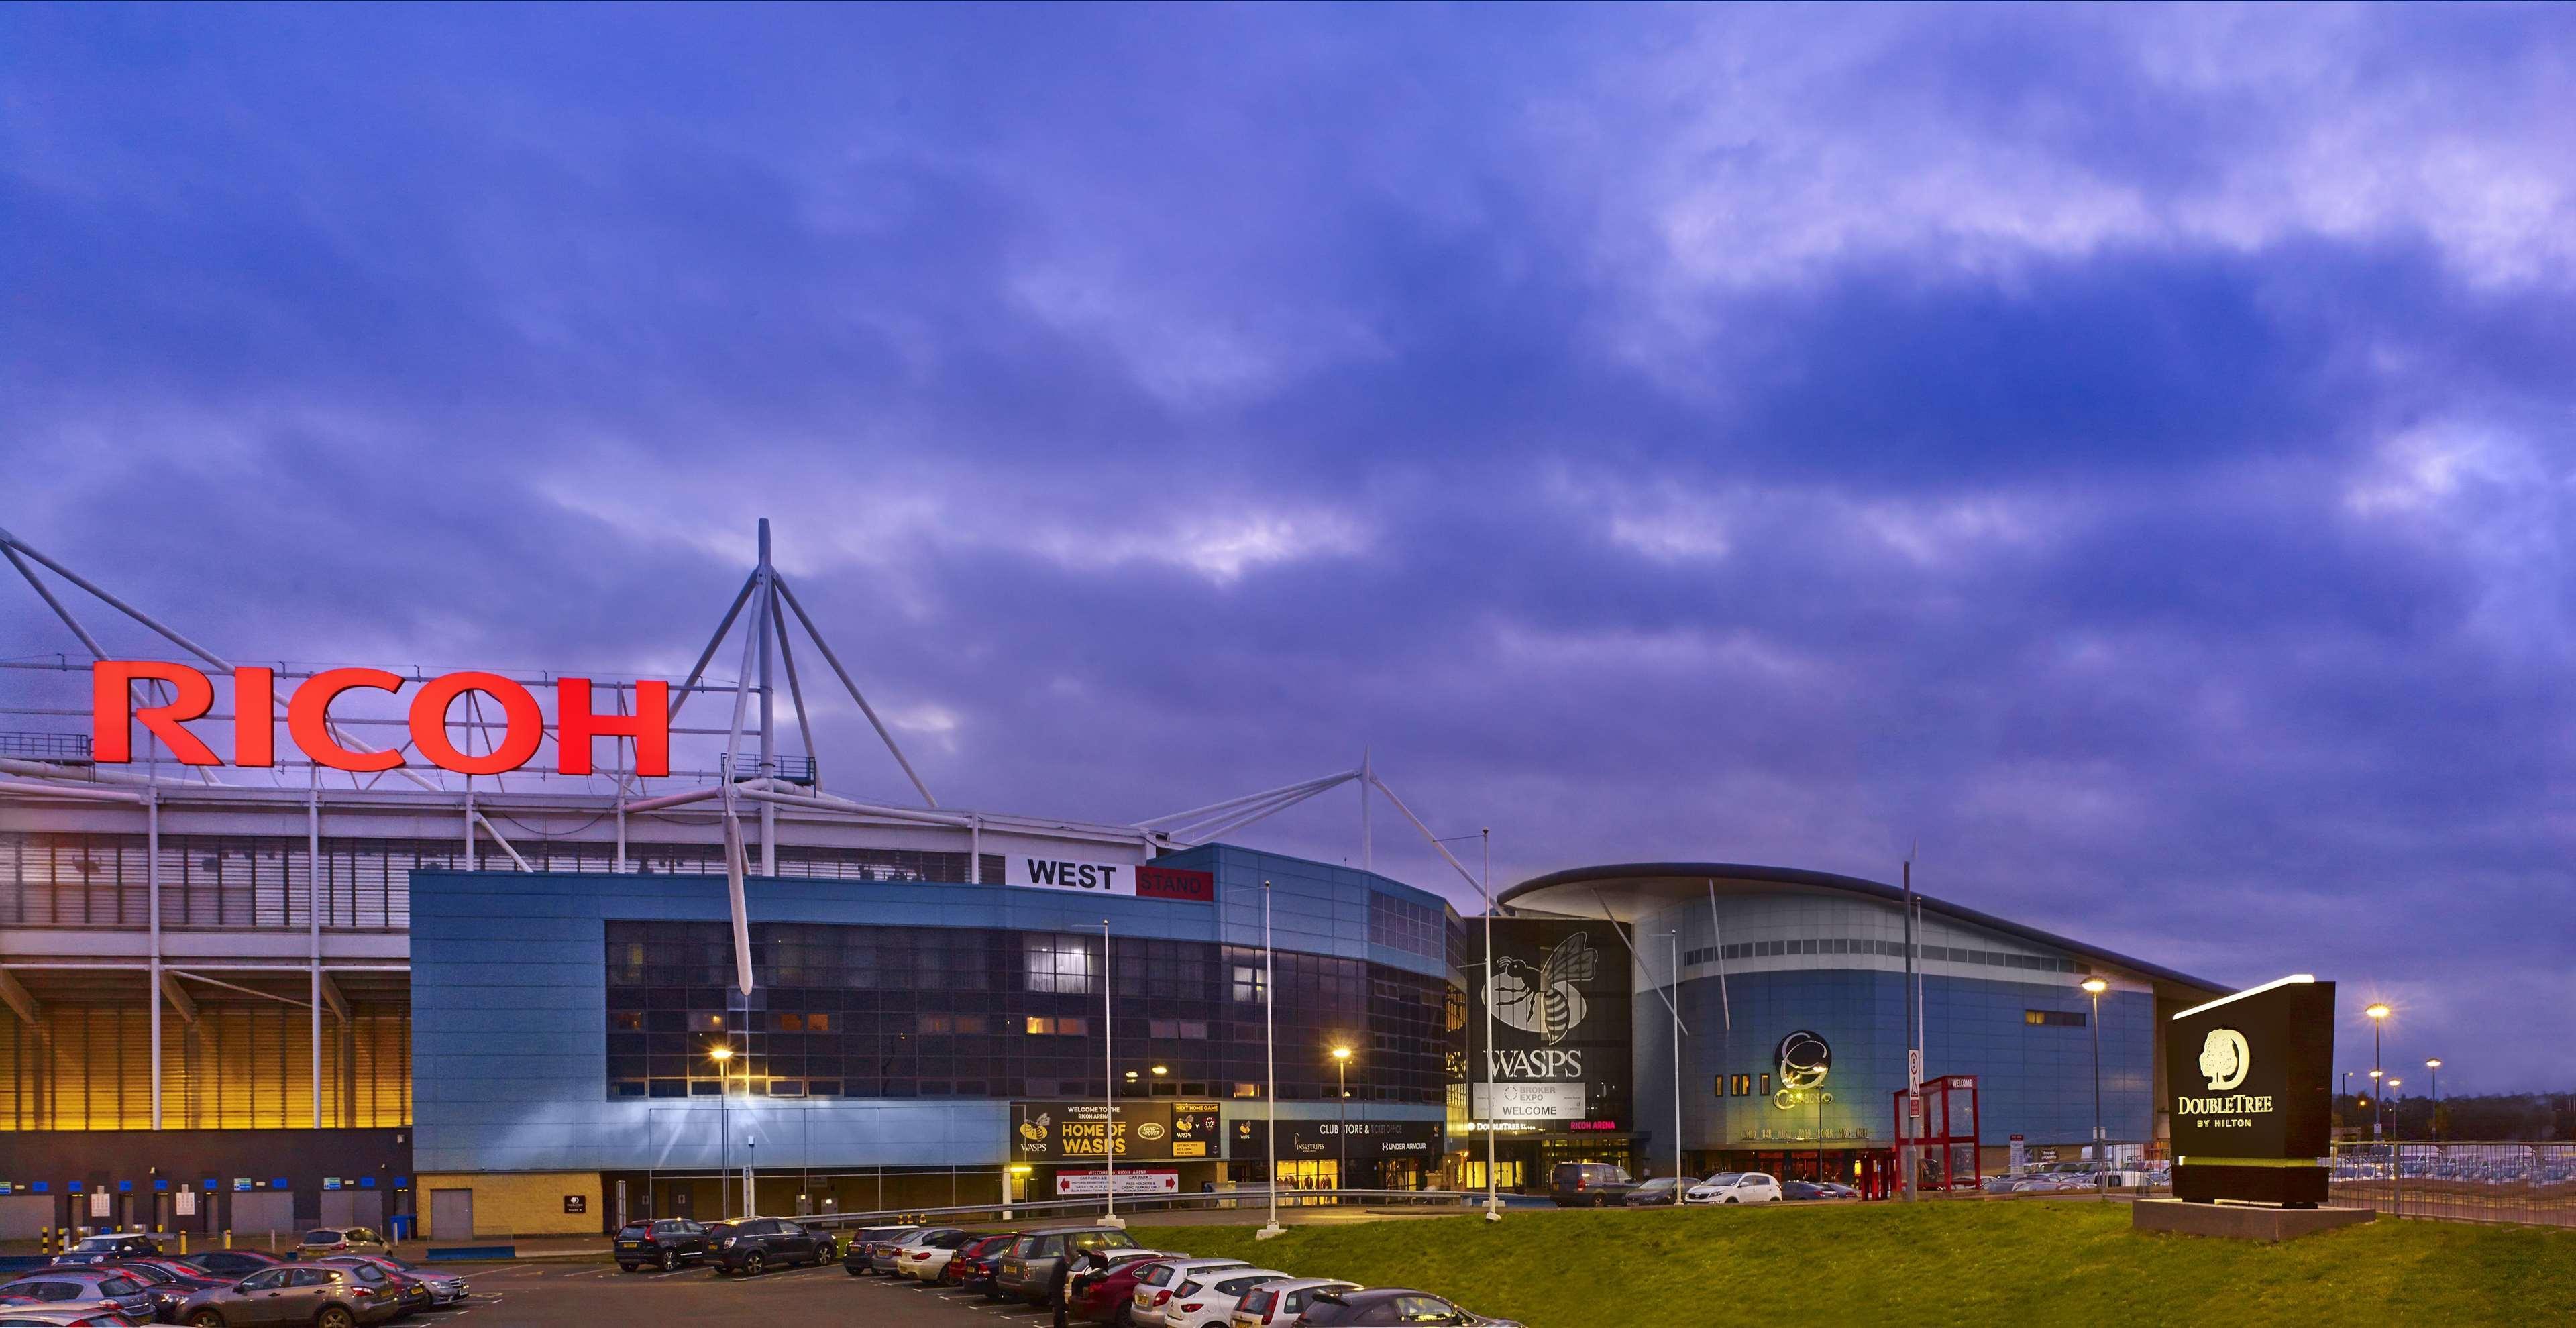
0,730 -> 89,762
2330,1141 -> 2576,1227
785,1187 -> 1487,1232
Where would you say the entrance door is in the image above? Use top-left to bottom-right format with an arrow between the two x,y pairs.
429,1190 -> 474,1242
231,1192 -> 295,1240
320,1191 -> 358,1227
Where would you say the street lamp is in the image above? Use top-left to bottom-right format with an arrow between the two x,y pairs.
2080,977 -> 2109,1201
2424,1059 -> 2442,1140
1331,1046 -> 1353,1199
2365,1004 -> 2392,1140
709,1044 -> 736,1219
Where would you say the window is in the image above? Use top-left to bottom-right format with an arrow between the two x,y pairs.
1724,1073 -> 1752,1097
1757,1073 -> 1770,1097
774,1013 -> 804,1032
688,1012 -> 727,1033
1024,934 -> 1097,995
2025,1009 -> 2086,1027
610,1011 -> 643,1031
1233,1081 -> 1262,1099
1231,965 -> 1265,1004
1024,1016 -> 1088,1037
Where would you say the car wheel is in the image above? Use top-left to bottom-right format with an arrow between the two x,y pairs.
1725,1197 -> 1739,1204
1591,1194 -> 1609,1207
744,1250 -> 767,1276
659,1249 -> 676,1272
619,1263 -> 638,1273
190,1313 -> 227,1328
317,1309 -> 356,1328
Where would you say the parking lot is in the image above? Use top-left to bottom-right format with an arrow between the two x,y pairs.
419,1259 -> 1068,1328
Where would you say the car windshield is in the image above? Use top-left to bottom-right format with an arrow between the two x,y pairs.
301,1232 -> 341,1245
618,1223 -> 651,1236
1637,1178 -> 1676,1190
71,1238 -> 121,1251
1705,1172 -> 1743,1185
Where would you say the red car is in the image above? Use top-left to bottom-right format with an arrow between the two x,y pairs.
941,1233 -> 1018,1290
1072,1252 -> 1187,1325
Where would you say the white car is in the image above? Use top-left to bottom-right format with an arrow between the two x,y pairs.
1232,1276 -> 1363,1326
1686,1171 -> 1782,1204
1165,1268 -> 1293,1328
1133,1258 -> 1254,1326
894,1231 -> 971,1280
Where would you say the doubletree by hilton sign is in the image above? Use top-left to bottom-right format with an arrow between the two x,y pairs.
2167,974 -> 2335,1207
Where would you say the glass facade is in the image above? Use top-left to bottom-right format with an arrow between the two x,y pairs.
602,920 -> 1460,1106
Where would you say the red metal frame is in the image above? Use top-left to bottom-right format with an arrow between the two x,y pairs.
1890,1074 -> 1981,1192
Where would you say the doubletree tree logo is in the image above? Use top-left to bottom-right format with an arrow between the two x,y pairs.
2197,1028 -> 2251,1091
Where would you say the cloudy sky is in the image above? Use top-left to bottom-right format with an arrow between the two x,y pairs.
5,5 -> 2571,1089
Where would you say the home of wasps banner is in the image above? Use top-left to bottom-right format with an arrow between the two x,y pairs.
1464,918 -> 1635,1127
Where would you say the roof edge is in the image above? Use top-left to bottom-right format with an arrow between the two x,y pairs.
1499,861 -> 2228,998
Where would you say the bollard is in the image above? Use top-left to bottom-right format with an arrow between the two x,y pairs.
224,1228 -> 233,1250
180,1230 -> 189,1255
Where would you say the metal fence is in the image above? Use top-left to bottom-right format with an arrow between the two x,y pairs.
2330,1141 -> 2576,1227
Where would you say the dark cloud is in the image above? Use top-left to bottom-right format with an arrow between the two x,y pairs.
5,3 -> 2574,1089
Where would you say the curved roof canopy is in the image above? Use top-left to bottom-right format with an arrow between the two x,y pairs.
1500,861 -> 2226,1001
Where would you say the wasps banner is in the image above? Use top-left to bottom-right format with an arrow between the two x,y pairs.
1009,1101 -> 1224,1163
1464,918 -> 1634,1127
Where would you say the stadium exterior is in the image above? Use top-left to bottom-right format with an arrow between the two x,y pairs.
0,522 -> 2225,1237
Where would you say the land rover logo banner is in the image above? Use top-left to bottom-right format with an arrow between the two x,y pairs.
1008,1101 -> 1222,1162
2164,976 -> 2335,1205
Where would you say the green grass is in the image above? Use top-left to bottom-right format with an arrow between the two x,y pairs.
1139,1202 -> 2576,1326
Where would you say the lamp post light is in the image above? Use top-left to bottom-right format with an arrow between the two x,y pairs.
1258,882 -> 1283,1241
2365,1004 -> 2392,1140
1102,920 -> 1122,1229
2080,977 -> 2109,1201
2425,1059 -> 2442,1140
709,1044 -> 736,1219
1331,1046 -> 1353,1198
1482,829 -> 1499,1223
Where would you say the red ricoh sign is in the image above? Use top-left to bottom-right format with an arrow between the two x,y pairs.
91,661 -> 670,777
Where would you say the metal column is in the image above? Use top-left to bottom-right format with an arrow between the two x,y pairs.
148,791 -> 162,1130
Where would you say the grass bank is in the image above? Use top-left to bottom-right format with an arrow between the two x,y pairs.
1142,1201 -> 2576,1326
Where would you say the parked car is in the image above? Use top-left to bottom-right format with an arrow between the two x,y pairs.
1809,1182 -> 1860,1200
170,1252 -> 290,1281
1163,1268 -> 1291,1328
174,1262 -> 405,1327
0,1301 -> 149,1327
841,1225 -> 922,1278
1620,1177 -> 1685,1207
91,1258 -> 229,1321
319,1254 -> 470,1314
708,1216 -> 833,1275
1549,1162 -> 1637,1207
1684,1172 -> 1782,1205
0,1269 -> 158,1324
892,1227 -> 971,1282
299,1230 -> 392,1259
1130,1258 -> 1252,1327
1230,1277 -> 1362,1327
614,1219 -> 714,1272
1295,1288 -> 1522,1327
943,1233 -> 1020,1293
50,1235 -> 163,1266
1064,1248 -> 1179,1323
995,1225 -> 1139,1311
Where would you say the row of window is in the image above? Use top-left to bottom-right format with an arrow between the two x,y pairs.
1684,936 -> 2086,974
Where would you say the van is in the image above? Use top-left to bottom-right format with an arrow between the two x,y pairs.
1549,1162 -> 1638,1207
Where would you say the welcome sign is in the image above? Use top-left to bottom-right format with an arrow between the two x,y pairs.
2165,974 -> 2335,1206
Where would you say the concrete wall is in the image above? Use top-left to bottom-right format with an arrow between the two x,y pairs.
417,1171 -> 601,1238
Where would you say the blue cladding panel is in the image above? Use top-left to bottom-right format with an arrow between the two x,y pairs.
411,844 -> 1453,1173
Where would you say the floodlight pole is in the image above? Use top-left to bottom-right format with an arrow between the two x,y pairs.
1670,929 -> 1684,1204
1901,856 -> 1917,1202
1484,829 -> 1499,1222
1102,920 -> 1123,1229
1258,883 -> 1284,1239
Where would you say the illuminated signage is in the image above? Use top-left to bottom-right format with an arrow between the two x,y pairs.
2166,974 -> 2335,1206
1772,1030 -> 1833,1110
91,661 -> 670,777
1471,1082 -> 1587,1121
1010,1101 -> 1220,1162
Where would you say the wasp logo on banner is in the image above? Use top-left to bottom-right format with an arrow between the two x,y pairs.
1488,933 -> 1597,1046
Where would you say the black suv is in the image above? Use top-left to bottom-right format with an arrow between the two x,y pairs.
1549,1161 -> 1638,1207
614,1218 -> 713,1272
709,1217 -> 834,1275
